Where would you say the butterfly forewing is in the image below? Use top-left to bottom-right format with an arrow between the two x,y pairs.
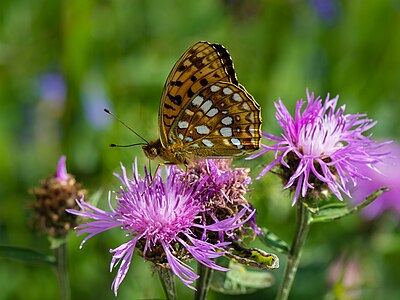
141,41 -> 262,165
171,82 -> 261,157
159,42 -> 238,146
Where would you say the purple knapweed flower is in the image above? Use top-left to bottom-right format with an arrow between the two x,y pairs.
352,142 -> 400,219
67,159 -> 254,295
187,159 -> 261,240
248,90 -> 387,205
56,155 -> 69,182
31,155 -> 86,237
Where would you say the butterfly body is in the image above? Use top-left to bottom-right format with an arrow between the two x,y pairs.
143,41 -> 262,166
143,139 -> 193,165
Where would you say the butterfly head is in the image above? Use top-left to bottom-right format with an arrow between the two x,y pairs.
142,140 -> 161,160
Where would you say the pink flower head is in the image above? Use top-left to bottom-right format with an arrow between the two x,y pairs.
56,155 -> 69,182
248,90 -> 388,205
67,159 -> 254,295
352,142 -> 400,219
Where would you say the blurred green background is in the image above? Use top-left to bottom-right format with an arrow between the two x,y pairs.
1,0 -> 399,299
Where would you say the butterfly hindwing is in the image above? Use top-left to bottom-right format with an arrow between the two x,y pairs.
171,82 -> 262,157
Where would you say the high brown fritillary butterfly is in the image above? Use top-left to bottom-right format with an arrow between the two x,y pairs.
142,41 -> 262,165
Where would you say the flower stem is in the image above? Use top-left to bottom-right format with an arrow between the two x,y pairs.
157,266 -> 177,300
275,201 -> 310,300
194,263 -> 213,300
54,243 -> 70,300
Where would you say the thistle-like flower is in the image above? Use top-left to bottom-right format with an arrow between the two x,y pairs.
248,90 -> 387,205
186,159 -> 260,240
67,159 -> 254,295
31,155 -> 85,238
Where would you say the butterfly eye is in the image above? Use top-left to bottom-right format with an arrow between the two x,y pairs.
142,144 -> 159,160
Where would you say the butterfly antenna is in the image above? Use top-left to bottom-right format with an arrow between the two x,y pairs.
104,108 -> 149,144
109,143 -> 147,148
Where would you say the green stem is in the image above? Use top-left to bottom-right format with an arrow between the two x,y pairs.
157,266 -> 177,300
275,201 -> 310,300
54,243 -> 70,300
194,263 -> 213,300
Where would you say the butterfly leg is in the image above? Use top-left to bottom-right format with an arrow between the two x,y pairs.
147,162 -> 165,187
148,161 -> 180,187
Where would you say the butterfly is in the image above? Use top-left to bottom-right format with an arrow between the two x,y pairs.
142,41 -> 262,165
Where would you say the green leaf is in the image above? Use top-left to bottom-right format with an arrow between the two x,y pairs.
89,189 -> 104,207
210,260 -> 275,295
258,227 -> 290,255
309,202 -> 350,223
224,243 -> 279,270
0,245 -> 55,265
310,187 -> 389,223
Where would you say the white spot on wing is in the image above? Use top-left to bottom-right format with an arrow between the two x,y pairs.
210,85 -> 221,92
221,116 -> 233,125
192,96 -> 204,106
192,143 -> 200,148
242,102 -> 250,111
247,112 -> 255,122
202,139 -> 214,148
178,133 -> 184,140
220,127 -> 233,137
200,100 -> 213,113
223,87 -> 233,95
233,93 -> 242,102
178,120 -> 189,129
206,108 -> 218,117
195,125 -> 210,135
248,124 -> 255,136
231,138 -> 243,149
185,136 -> 193,142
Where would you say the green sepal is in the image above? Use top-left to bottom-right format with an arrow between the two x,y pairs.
224,242 -> 279,270
48,236 -> 67,250
210,259 -> 275,295
0,245 -> 55,265
310,187 -> 389,223
258,227 -> 290,255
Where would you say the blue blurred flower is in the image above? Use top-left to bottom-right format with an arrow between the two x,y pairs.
81,75 -> 112,129
310,0 -> 340,25
39,72 -> 66,107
